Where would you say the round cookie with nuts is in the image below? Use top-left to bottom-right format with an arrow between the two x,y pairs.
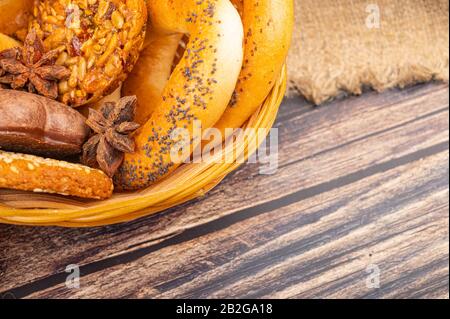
30,0 -> 147,107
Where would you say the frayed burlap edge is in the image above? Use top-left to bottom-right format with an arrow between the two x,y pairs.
287,0 -> 449,104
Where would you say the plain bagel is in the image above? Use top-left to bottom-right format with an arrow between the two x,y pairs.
214,0 -> 294,135
122,30 -> 183,125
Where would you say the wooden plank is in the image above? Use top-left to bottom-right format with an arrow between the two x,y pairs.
22,150 -> 450,298
0,83 -> 448,298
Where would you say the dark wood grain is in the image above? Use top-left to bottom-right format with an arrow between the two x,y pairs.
0,83 -> 448,299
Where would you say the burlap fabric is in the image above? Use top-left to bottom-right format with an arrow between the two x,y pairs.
287,0 -> 449,104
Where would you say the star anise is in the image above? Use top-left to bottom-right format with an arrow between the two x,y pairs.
0,29 -> 70,99
82,96 -> 141,177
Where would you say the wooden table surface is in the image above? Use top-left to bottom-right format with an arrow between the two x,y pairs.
0,83 -> 448,299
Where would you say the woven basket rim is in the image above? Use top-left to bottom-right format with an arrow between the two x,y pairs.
0,65 -> 287,227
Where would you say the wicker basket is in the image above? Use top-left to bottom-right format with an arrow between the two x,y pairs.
0,65 -> 287,227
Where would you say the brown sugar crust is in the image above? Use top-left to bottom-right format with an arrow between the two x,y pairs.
0,90 -> 90,158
